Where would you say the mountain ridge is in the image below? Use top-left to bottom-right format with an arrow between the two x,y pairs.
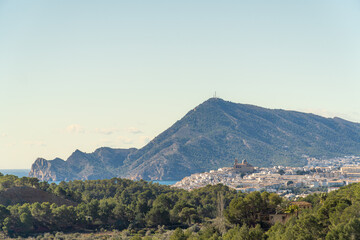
29,98 -> 360,181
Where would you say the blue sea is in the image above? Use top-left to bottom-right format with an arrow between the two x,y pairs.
0,169 -> 178,186
151,180 -> 178,185
0,169 -> 30,178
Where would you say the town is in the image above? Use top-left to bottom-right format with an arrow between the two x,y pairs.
173,155 -> 360,199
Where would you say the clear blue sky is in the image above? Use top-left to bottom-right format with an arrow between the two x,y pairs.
0,1 -> 359,169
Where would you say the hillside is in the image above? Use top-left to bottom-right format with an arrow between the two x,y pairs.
0,186 -> 76,206
266,182 -> 360,239
30,98 -> 360,181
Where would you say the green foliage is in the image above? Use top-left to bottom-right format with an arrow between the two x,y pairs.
225,191 -> 282,227
0,174 -> 242,237
179,207 -> 197,225
189,225 -> 221,240
267,183 -> 360,240
131,236 -> 142,240
286,213 -> 324,240
326,217 -> 360,240
170,228 -> 187,240
0,205 -> 10,228
0,174 -> 19,190
145,206 -> 170,227
284,205 -> 299,214
9,174 -> 360,239
223,224 -> 264,240
265,222 -> 286,240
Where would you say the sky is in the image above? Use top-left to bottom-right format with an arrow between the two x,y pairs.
0,1 -> 359,169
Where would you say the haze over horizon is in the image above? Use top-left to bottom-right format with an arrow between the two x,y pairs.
1,1 -> 359,169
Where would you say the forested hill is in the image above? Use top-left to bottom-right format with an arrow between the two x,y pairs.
267,182 -> 360,239
30,98 -> 360,181
5,171 -> 360,239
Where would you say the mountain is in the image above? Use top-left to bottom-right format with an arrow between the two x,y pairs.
29,98 -> 360,181
29,147 -> 137,181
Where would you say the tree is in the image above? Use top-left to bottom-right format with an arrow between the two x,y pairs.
269,193 -> 283,207
266,222 -> 286,240
195,225 -> 221,240
18,204 -> 34,233
170,228 -> 186,240
326,217 -> 360,240
319,193 -> 327,204
54,186 -> 66,197
153,194 -> 173,210
284,213 -> 324,240
19,212 -> 33,233
284,205 -> 299,216
98,199 -> 115,225
179,207 -> 197,225
112,203 -> 130,229
0,205 -> 10,228
131,236 -> 142,240
145,206 -> 170,227
51,205 -> 77,230
86,199 -> 100,220
225,197 -> 248,225
2,217 -> 13,236
223,224 -> 264,240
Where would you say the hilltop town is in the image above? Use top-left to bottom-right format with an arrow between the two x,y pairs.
173,155 -> 360,199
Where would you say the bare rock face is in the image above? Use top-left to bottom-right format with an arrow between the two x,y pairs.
29,148 -> 136,181
29,98 -> 360,181
29,158 -> 67,181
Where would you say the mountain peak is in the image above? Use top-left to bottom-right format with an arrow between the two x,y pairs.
72,149 -> 85,155
200,97 -> 227,106
29,99 -> 360,181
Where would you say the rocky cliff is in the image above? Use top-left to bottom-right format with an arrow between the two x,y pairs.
30,147 -> 137,181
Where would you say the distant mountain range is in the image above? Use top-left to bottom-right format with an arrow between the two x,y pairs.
29,98 -> 360,181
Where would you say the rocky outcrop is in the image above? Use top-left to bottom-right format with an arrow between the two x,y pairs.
29,148 -> 136,181
30,98 -> 360,181
29,158 -> 68,181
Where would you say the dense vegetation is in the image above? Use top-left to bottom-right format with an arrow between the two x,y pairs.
3,172 -> 360,239
266,183 -> 360,240
0,173 -> 284,239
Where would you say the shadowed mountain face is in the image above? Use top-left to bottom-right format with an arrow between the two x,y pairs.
29,148 -> 137,181
29,98 -> 360,181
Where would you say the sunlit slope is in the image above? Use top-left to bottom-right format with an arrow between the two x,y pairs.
30,98 -> 360,181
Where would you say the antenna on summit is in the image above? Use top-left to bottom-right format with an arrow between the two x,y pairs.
213,91 -> 217,98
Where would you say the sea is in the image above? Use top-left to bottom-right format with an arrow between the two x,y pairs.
0,169 -> 178,186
